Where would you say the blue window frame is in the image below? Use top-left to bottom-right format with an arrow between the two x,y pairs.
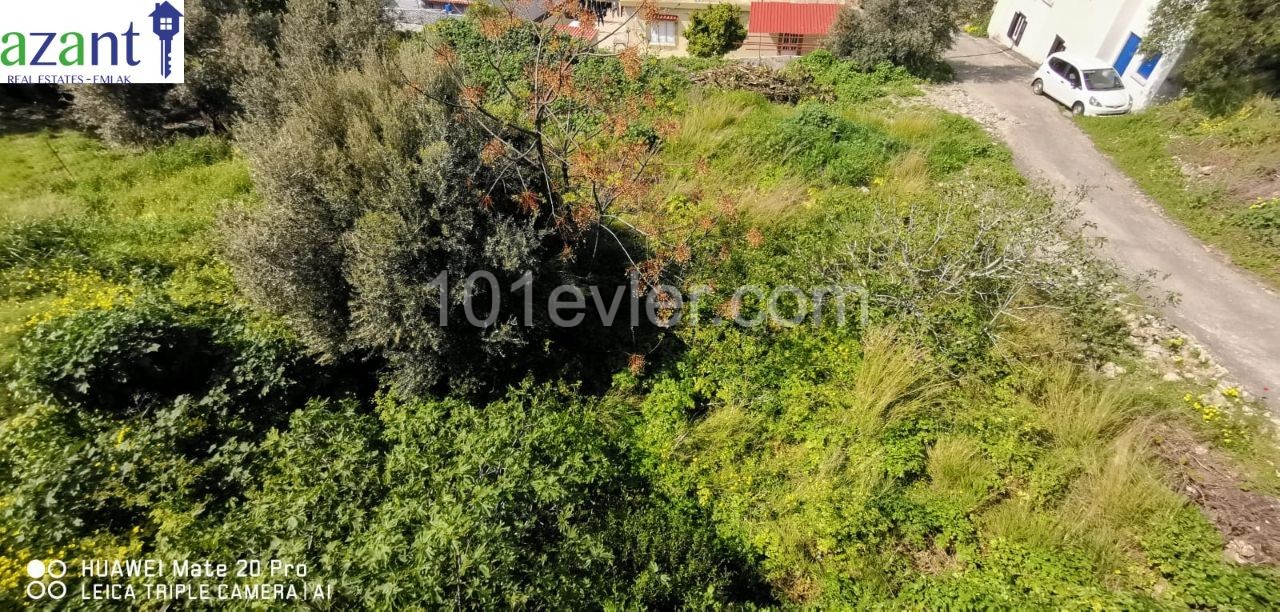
1136,52 -> 1161,79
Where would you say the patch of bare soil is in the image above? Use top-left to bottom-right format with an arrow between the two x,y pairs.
1153,424 -> 1280,566
1170,138 -> 1280,203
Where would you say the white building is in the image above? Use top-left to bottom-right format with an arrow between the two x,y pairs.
988,0 -> 1187,109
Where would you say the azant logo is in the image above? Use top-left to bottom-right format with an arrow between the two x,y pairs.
1,0 -> 184,84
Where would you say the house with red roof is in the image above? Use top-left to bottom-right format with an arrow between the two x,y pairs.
596,0 -> 849,58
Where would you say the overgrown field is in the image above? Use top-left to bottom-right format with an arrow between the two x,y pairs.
1,52 -> 1277,608
1080,97 -> 1280,288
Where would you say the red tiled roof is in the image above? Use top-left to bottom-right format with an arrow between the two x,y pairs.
747,2 -> 842,35
554,22 -> 597,40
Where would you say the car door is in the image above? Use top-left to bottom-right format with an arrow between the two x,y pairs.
1043,58 -> 1071,103
1061,64 -> 1084,107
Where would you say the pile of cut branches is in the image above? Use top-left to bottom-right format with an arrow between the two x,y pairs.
691,63 -> 832,104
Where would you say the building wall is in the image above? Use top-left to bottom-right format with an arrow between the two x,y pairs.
988,0 -> 1185,109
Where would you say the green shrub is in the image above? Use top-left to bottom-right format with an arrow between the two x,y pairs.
1235,201 -> 1280,245
1142,508 -> 1280,608
685,3 -> 748,58
790,51 -> 922,101
71,0 -> 392,146
181,385 -> 771,608
1,293 -> 328,549
748,102 -> 902,185
14,297 -> 216,412
826,0 -> 960,74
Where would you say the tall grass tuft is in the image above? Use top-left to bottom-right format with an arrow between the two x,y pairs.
828,327 -> 939,437
886,111 -> 940,142
1036,364 -> 1140,451
1057,427 -> 1185,575
926,434 -> 997,511
666,90 -> 767,159
882,150 -> 931,200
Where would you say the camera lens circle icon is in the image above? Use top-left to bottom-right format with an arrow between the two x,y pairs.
26,559 -> 46,579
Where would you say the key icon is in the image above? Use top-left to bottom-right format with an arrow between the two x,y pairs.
149,2 -> 183,78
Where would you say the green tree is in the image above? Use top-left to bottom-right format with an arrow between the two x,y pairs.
68,0 -> 389,146
685,3 -> 747,58
68,0 -> 290,146
225,16 -> 708,395
826,0 -> 960,72
223,39 -> 555,396
1145,0 -> 1279,112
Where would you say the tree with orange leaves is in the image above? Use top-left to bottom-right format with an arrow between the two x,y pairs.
222,6 -> 722,396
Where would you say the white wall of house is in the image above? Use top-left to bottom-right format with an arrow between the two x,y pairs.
988,0 -> 1186,109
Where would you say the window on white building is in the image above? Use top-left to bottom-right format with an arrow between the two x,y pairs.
649,20 -> 676,46
1007,12 -> 1027,46
1136,53 -> 1162,80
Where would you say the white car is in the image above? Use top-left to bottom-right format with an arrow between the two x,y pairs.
1031,52 -> 1132,116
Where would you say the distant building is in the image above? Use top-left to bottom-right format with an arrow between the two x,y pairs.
597,0 -> 847,58
989,0 -> 1187,109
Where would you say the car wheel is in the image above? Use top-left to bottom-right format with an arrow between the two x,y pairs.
1031,79 -> 1044,95
1072,102 -> 1085,116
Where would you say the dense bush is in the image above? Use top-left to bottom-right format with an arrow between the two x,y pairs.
1146,0 -> 1279,113
13,297 -> 216,412
685,3 -> 748,58
751,102 -> 903,185
789,50 -> 923,101
1235,202 -> 1280,245
1,293 -> 329,548
70,0 -> 390,146
68,0 -> 290,145
827,0 -> 960,74
223,40 -> 569,396
161,385 -> 770,608
232,0 -> 391,127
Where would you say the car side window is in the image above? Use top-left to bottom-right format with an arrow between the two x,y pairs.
1048,58 -> 1065,76
1066,66 -> 1081,88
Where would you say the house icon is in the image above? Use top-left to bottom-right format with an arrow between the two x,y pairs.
148,1 -> 183,78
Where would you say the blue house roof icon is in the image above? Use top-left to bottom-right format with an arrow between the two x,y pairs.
149,1 -> 183,24
149,2 -> 183,78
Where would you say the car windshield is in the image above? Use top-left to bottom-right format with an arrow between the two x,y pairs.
1083,69 -> 1124,91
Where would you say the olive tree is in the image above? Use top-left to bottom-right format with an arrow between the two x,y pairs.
826,0 -> 960,72
223,5 -> 722,395
69,0 -> 389,146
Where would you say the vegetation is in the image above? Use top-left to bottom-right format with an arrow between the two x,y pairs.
1079,96 -> 1280,287
827,0 -> 960,75
957,0 -> 995,37
685,3 -> 748,59
1145,0 -> 1279,113
68,0 -> 388,146
1,6 -> 1278,609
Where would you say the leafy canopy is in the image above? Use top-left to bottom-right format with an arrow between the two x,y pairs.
826,0 -> 960,74
1146,0 -> 1280,113
685,3 -> 748,59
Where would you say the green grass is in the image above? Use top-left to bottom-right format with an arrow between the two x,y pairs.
1079,97 -> 1280,287
638,83 -> 1280,607
0,131 -> 250,374
2,67 -> 1278,608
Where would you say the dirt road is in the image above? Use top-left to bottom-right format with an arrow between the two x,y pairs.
935,35 -> 1279,410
